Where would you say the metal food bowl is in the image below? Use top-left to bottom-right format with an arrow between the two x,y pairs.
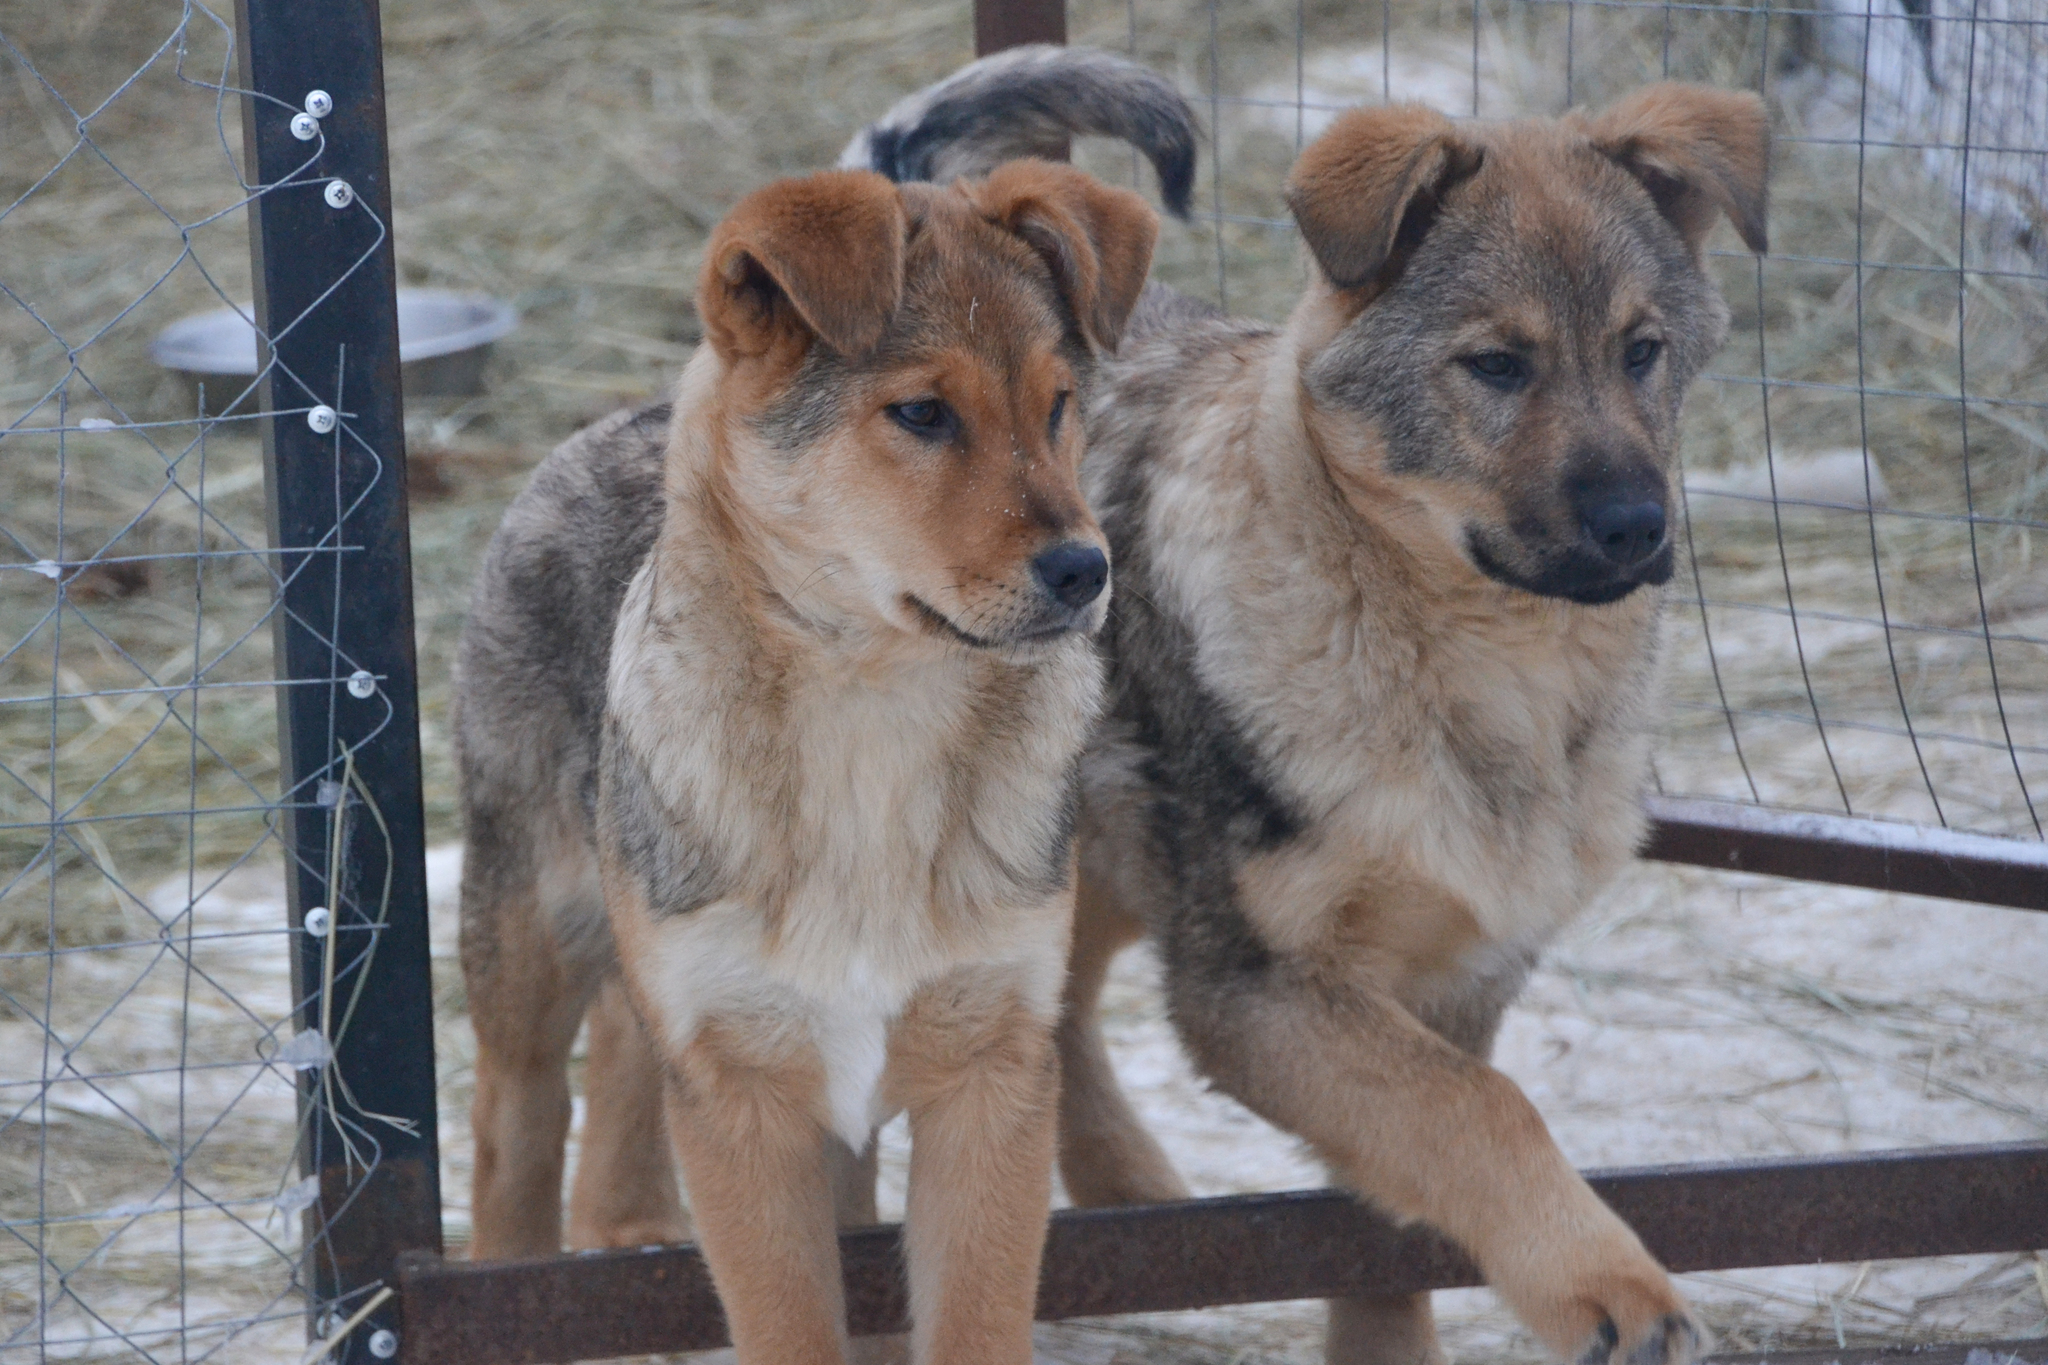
152,289 -> 518,414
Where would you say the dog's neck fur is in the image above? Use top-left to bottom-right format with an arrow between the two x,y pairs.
659,354 -> 878,659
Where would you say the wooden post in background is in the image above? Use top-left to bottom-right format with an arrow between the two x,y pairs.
975,0 -> 1066,55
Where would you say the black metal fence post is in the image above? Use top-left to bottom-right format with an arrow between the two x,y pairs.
236,2 -> 441,1360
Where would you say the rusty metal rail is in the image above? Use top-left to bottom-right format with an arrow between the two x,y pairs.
1711,1342 -> 2047,1365
1645,797 -> 2048,912
396,1141 -> 2048,1363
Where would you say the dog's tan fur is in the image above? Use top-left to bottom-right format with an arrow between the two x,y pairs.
1037,85 -> 1771,1365
456,162 -> 1157,1363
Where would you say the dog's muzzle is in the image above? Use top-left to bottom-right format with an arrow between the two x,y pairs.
1467,527 -> 1674,605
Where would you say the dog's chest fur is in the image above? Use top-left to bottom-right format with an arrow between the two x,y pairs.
1087,317 -> 1660,1009
604,507 -> 1096,1145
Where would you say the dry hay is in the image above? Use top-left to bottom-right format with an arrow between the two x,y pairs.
2,0 -> 2044,1359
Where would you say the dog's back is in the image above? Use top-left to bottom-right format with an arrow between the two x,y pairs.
454,403 -> 669,944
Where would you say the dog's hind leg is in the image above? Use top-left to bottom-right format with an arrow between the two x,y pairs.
566,976 -> 690,1250
830,1136 -> 911,1365
1328,1292 -> 1445,1365
463,841 -> 603,1260
1055,876 -> 1190,1206
1167,955 -> 1699,1365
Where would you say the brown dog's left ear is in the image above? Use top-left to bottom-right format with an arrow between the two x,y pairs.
975,160 -> 1160,352
1581,82 -> 1771,257
699,170 -> 906,361
1285,104 -> 1485,293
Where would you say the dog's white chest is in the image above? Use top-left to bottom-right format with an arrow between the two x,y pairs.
613,628 -> 1081,1151
640,893 -> 1047,1152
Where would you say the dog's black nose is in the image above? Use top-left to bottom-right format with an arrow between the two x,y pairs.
1581,500 -> 1667,569
1033,542 -> 1108,610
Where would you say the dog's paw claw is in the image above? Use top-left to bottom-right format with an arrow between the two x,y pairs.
1577,1318 -> 1621,1365
1623,1313 -> 1703,1365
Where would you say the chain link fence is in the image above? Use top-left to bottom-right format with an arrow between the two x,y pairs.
2,3 -> 433,1360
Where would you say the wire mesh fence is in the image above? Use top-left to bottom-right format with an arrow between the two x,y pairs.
2,3 -> 433,1359
1072,0 -> 2046,844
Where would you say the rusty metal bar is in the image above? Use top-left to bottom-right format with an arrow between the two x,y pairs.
395,1141 -> 2048,1364
1708,1341 -> 2046,1365
1644,796 -> 2048,911
974,0 -> 1066,55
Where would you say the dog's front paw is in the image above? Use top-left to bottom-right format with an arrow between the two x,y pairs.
1488,1236 -> 1703,1365
1575,1311 -> 1703,1365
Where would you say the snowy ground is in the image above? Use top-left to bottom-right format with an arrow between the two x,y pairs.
1007,862 -> 2048,1361
7,822 -> 2044,1363
426,847 -> 2046,1362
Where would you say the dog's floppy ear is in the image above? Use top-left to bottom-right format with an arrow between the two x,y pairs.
1582,82 -> 1770,256
1285,104 -> 1483,292
976,160 -> 1160,352
700,169 -> 906,361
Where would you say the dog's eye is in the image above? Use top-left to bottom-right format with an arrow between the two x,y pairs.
1048,391 -> 1070,440
1625,338 -> 1662,374
1464,351 -> 1528,390
887,399 -> 951,438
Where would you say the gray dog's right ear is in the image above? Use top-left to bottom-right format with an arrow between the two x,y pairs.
1581,82 -> 1770,257
699,170 -> 907,361
1284,104 -> 1483,293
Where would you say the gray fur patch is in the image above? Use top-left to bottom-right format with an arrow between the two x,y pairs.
455,400 -> 671,869
753,347 -> 857,453
1086,383 -> 1306,993
1122,280 -> 1225,346
1410,944 -> 1537,1058
601,720 -> 727,918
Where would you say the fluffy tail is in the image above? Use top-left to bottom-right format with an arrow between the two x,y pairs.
839,45 -> 1197,218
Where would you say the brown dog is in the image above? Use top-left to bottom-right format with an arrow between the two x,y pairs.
849,60 -> 1768,1365
454,161 -> 1157,1363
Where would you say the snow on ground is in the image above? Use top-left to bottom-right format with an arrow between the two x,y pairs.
420,843 -> 2048,1362
1003,861 -> 2048,1361
10,834 -> 2042,1363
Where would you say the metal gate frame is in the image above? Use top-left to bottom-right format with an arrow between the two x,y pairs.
224,1 -> 2045,1360
237,2 -> 441,1362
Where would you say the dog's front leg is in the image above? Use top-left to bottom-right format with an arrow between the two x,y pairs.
1169,956 -> 1701,1365
889,969 -> 1061,1365
662,1015 -> 850,1365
